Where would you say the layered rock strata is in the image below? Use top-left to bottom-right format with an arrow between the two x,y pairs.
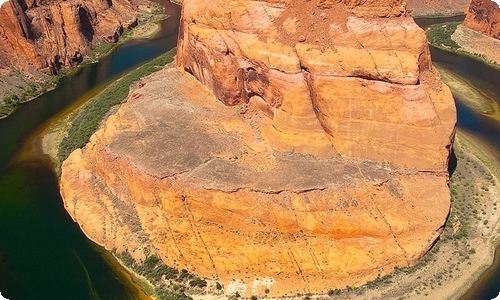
61,67 -> 454,296
177,0 -> 456,172
0,0 -> 139,74
464,0 -> 500,39
60,0 -> 457,296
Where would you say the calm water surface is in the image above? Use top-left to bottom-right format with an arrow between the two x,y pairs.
419,16 -> 500,300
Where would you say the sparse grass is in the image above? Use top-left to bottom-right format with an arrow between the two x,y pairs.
56,48 -> 176,165
115,251 -> 199,300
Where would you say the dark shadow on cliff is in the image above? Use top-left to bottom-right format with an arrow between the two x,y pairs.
448,149 -> 457,177
78,7 -> 95,42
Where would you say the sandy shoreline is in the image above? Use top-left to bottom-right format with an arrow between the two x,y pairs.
452,25 -> 500,67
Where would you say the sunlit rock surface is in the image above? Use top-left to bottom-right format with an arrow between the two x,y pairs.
61,0 -> 456,296
464,0 -> 500,39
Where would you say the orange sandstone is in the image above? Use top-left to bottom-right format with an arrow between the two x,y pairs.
0,0 -> 139,74
464,0 -> 500,39
60,0 -> 456,297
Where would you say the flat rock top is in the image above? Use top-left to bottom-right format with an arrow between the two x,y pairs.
108,67 -> 397,193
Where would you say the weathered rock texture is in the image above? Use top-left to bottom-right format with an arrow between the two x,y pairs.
60,0 -> 457,297
464,0 -> 500,39
177,0 -> 456,172
0,0 -> 139,74
406,0 -> 469,17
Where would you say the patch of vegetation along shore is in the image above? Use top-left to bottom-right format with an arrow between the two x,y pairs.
56,48 -> 176,168
114,251 -> 223,300
0,2 -> 167,119
0,73 -> 65,118
413,12 -> 465,19
427,22 -> 500,70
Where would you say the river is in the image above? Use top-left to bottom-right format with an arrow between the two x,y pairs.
0,2 -> 180,299
0,9 -> 498,300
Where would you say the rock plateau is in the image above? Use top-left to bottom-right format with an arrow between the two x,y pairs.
0,0 -> 139,74
60,0 -> 457,297
464,0 -> 500,39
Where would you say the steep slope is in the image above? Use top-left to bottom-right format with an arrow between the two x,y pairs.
464,0 -> 500,39
60,0 -> 456,297
0,0 -> 139,74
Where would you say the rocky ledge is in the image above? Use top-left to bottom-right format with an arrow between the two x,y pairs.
61,68 -> 454,296
464,0 -> 500,40
60,0 -> 456,297
406,0 -> 469,17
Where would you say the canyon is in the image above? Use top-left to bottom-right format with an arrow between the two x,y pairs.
463,0 -> 500,39
59,0 -> 457,297
0,0 -> 140,75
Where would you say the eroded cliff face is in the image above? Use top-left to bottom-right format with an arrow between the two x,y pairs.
405,0 -> 469,17
60,0 -> 457,297
177,0 -> 456,172
0,0 -> 139,74
464,0 -> 500,39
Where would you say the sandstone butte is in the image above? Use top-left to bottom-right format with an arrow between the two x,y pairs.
464,0 -> 500,39
406,0 -> 469,17
0,0 -> 139,75
60,0 -> 457,297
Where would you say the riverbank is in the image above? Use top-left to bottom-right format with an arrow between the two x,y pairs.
426,22 -> 500,70
42,49 -> 176,173
0,0 -> 168,119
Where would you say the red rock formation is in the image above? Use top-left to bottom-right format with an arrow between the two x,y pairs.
406,0 -> 470,17
177,0 -> 456,172
464,0 -> 500,39
61,67 -> 454,297
0,0 -> 139,74
60,0 -> 457,297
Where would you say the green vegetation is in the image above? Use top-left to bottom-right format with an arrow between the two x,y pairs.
426,22 -> 460,51
0,75 -> 65,118
57,48 -> 176,164
115,251 -> 212,300
85,41 -> 117,63
427,22 -> 500,71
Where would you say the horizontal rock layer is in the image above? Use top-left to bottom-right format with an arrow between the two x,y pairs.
61,67 -> 452,296
177,0 -> 456,172
0,0 -> 140,74
406,0 -> 469,17
61,0 -> 457,297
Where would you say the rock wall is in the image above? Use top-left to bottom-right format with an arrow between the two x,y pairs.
177,0 -> 456,172
61,67 -> 453,297
406,0 -> 470,17
0,0 -> 139,74
464,0 -> 500,39
60,0 -> 457,297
